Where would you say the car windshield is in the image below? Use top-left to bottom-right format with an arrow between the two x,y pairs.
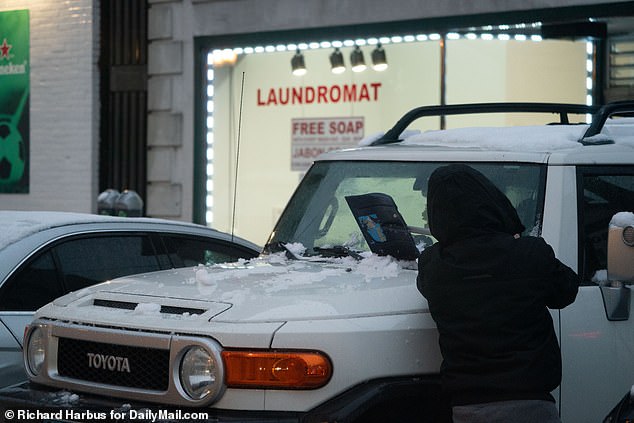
267,161 -> 545,258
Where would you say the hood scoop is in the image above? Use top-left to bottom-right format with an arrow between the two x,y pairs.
93,299 -> 207,316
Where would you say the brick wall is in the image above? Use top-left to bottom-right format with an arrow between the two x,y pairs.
0,0 -> 99,212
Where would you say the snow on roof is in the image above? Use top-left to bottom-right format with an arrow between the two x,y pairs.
401,125 -> 590,151
361,123 -> 634,152
0,211 -> 184,252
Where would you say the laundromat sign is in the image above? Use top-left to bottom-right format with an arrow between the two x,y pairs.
258,82 -> 381,106
291,117 -> 364,171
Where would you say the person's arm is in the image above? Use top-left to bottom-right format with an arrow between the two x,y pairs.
546,258 -> 580,309
416,247 -> 434,296
537,240 -> 580,309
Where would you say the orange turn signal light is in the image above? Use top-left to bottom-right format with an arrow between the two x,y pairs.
222,350 -> 332,389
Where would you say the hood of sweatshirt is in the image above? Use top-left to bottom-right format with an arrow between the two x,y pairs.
426,164 -> 525,246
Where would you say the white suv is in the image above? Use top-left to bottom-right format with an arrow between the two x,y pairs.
3,102 -> 634,423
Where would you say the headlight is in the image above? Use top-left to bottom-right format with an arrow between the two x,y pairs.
179,346 -> 221,400
26,327 -> 46,376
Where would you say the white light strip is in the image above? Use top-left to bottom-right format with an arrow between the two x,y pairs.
203,23 -> 547,225
586,41 -> 594,123
205,58 -> 215,225
223,24 -> 544,57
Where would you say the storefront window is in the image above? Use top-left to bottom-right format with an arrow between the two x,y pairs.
204,32 -> 589,245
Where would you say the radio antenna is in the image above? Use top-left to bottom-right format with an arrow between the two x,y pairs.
231,72 -> 246,243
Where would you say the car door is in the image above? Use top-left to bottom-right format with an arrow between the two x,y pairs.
559,166 -> 634,423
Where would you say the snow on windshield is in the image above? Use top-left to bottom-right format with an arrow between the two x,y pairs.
184,249 -> 413,307
68,250 -> 415,321
212,251 -> 413,318
200,249 -> 409,286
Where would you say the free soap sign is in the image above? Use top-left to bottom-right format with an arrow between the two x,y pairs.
291,117 -> 364,171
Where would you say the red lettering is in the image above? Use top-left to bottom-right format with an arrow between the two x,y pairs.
293,147 -> 327,158
257,83 -> 381,106
327,120 -> 364,134
358,84 -> 370,101
305,87 -> 315,104
343,84 -> 356,102
278,88 -> 289,105
317,85 -> 328,103
371,82 -> 382,100
330,85 -> 341,103
292,87 -> 303,104
267,88 -> 277,105
294,121 -> 324,135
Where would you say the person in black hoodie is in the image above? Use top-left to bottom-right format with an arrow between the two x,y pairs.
417,164 -> 579,423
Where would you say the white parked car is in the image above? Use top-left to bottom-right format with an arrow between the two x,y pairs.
0,211 -> 260,388
2,103 -> 634,423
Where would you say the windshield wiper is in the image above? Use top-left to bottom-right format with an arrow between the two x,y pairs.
267,242 -> 363,261
313,246 -> 363,260
266,241 -> 302,260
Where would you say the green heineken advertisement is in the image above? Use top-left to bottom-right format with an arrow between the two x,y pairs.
0,9 -> 29,194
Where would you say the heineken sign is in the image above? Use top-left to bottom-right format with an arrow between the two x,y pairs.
0,9 -> 29,193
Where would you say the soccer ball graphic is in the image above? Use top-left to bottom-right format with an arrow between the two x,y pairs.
0,116 -> 26,184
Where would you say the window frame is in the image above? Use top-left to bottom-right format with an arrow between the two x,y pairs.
576,165 -> 634,285
156,233 -> 259,268
0,231 -> 162,311
0,227 -> 259,312
0,250 -> 65,312
52,233 -> 162,293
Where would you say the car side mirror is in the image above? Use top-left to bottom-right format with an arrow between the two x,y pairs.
601,212 -> 634,321
608,212 -> 634,285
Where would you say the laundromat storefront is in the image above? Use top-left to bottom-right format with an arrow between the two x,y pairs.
199,30 -> 589,246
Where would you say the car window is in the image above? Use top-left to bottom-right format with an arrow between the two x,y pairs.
160,235 -> 258,267
0,251 -> 64,311
579,168 -> 634,283
54,235 -> 161,292
269,161 -> 545,255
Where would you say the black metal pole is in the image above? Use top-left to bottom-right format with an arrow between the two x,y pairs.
440,34 -> 447,130
593,37 -> 607,106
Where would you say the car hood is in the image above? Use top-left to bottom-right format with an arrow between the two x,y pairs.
38,253 -> 428,326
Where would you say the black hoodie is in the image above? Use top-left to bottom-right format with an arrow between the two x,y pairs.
417,164 -> 579,406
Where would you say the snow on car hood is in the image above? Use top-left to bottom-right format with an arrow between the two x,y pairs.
39,253 -> 426,326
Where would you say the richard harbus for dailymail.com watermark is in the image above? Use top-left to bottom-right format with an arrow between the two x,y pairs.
4,408 -> 211,422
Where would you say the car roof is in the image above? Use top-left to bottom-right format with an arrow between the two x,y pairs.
318,123 -> 634,165
0,210 -> 260,253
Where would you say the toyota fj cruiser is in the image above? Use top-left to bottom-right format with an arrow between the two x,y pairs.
1,102 -> 634,423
